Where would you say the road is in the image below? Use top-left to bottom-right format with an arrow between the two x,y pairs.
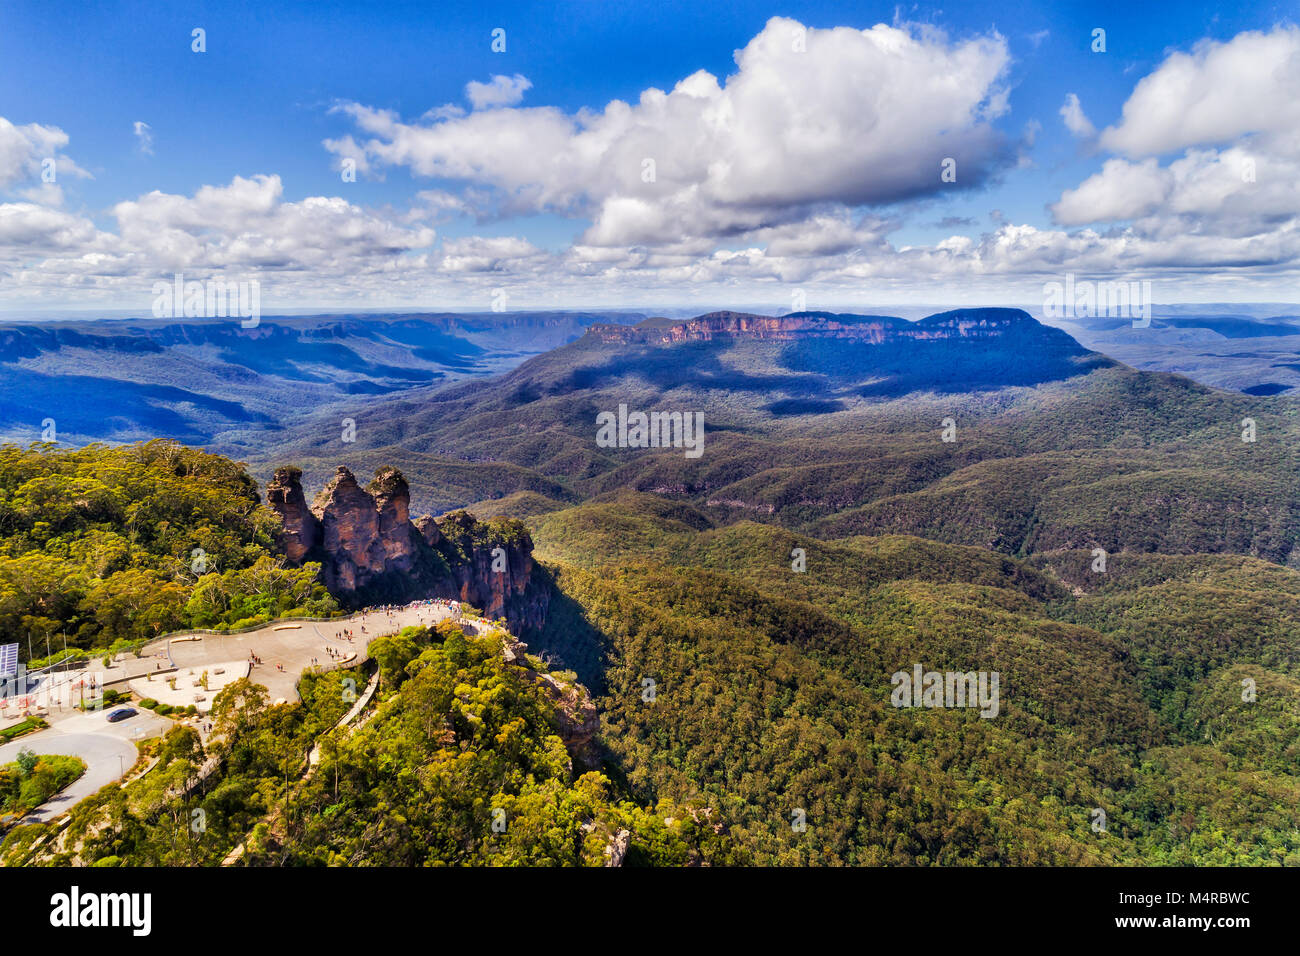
0,707 -> 170,822
2,600 -> 464,825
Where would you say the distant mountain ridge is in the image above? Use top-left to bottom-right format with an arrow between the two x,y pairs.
588,307 -> 1048,344
0,310 -> 649,451
1048,309 -> 1300,397
264,304 -> 1300,566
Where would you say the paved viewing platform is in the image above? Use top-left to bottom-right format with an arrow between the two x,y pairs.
134,601 -> 458,706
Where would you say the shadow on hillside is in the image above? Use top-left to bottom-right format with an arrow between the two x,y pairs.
534,578 -> 609,693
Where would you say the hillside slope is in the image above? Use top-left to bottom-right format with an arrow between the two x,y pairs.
528,498 -> 1300,864
270,309 -> 1300,565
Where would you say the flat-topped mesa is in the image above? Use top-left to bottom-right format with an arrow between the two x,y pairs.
265,466 -> 320,564
265,466 -> 549,634
586,307 -> 1041,346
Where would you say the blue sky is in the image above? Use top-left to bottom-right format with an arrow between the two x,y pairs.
2,0 -> 1299,311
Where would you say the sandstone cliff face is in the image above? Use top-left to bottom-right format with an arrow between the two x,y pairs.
266,466 -> 319,563
588,308 -> 1040,346
312,466 -> 386,593
367,467 -> 420,574
436,510 -> 547,632
266,466 -> 549,634
413,513 -> 441,547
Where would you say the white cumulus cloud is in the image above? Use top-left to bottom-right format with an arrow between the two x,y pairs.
1052,24 -> 1300,248
1059,93 -> 1096,138
0,116 -> 90,190
465,74 -> 533,110
325,17 -> 1014,248
1099,26 -> 1300,157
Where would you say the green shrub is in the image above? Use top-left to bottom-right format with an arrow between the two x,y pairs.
2,753 -> 86,813
230,615 -> 271,631
15,748 -> 37,777
0,718 -> 47,742
24,648 -> 89,670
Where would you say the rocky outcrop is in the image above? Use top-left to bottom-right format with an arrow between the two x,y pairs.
266,466 -> 549,634
413,514 -> 441,547
436,510 -> 548,632
604,829 -> 630,867
312,467 -> 386,593
538,671 -> 598,765
497,634 -> 599,769
367,467 -> 420,573
266,466 -> 320,563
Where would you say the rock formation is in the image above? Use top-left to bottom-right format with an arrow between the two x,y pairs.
361,466 -> 421,574
265,466 -> 319,563
604,829 -> 630,867
536,670 -> 599,768
498,634 -> 599,770
312,467 -> 387,593
266,465 -> 549,634
436,510 -> 547,631
413,513 -> 441,547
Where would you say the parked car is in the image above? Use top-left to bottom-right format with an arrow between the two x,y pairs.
106,707 -> 137,723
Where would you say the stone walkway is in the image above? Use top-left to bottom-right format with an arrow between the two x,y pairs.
137,602 -> 458,704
